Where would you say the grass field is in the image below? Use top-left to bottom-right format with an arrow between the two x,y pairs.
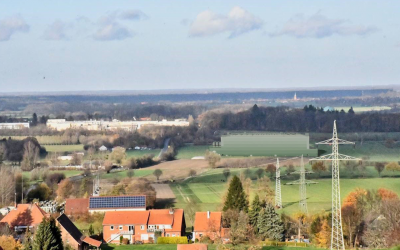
176,145 -> 209,159
44,144 -> 84,152
100,169 -> 153,180
171,167 -> 400,223
22,170 -> 82,179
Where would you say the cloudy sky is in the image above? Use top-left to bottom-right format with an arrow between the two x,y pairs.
0,0 -> 399,92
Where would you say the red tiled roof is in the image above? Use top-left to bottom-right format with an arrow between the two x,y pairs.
82,236 -> 102,247
102,209 -> 184,231
103,211 -> 150,225
65,198 -> 89,215
0,204 -> 48,228
194,212 -> 221,232
177,244 -> 208,250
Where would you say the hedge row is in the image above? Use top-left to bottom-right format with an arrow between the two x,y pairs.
157,237 -> 188,244
264,241 -> 309,247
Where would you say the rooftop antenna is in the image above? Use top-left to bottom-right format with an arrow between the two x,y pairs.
275,158 -> 282,209
286,155 -> 317,214
310,120 -> 360,250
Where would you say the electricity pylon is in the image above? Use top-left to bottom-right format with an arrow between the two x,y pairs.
287,155 -> 317,214
310,120 -> 360,250
275,158 -> 282,209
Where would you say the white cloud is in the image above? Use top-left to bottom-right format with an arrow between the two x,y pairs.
119,10 -> 148,21
0,15 -> 30,41
189,6 -> 263,38
43,20 -> 68,40
270,13 -> 378,38
93,22 -> 132,41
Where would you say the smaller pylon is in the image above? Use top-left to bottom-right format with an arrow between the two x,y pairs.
286,155 -> 317,214
275,158 -> 282,209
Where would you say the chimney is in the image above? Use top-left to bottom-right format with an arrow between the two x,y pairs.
207,211 -> 210,219
169,208 -> 174,215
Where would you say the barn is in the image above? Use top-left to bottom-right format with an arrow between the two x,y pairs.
211,133 -> 318,157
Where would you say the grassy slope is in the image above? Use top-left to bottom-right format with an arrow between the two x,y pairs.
44,144 -> 84,152
176,145 -> 209,159
100,169 -> 153,180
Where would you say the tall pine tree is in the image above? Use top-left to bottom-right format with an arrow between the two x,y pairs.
248,194 -> 262,232
257,202 -> 284,241
33,217 -> 63,250
223,175 -> 249,212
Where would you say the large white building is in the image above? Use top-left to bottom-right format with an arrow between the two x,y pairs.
46,119 -> 189,131
0,123 -> 30,129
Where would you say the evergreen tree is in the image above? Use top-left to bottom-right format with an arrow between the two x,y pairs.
24,229 -> 33,250
33,217 -> 63,250
257,202 -> 284,241
223,175 -> 249,212
248,194 -> 262,231
32,113 -> 38,126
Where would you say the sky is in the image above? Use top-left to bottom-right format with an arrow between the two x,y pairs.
0,0 -> 400,92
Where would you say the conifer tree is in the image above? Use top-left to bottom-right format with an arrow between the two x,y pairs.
257,202 -> 284,241
24,229 -> 33,250
223,175 -> 249,212
33,217 -> 63,250
248,194 -> 262,231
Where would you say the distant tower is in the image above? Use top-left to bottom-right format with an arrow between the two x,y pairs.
287,155 -> 317,214
275,158 -> 282,209
311,120 -> 360,250
294,92 -> 298,100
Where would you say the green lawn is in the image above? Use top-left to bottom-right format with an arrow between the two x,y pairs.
176,145 -> 209,159
22,170 -> 83,179
44,144 -> 84,152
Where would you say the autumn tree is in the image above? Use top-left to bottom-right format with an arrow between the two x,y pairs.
188,169 -> 196,177
110,146 -> 126,165
0,167 -> 14,206
256,168 -> 264,179
0,235 -> 22,250
377,188 -> 399,201
33,217 -> 63,250
126,169 -> 135,178
385,161 -> 400,176
69,153 -> 82,166
266,164 -> 275,177
374,162 -> 385,177
312,161 -> 326,178
230,211 -> 249,245
314,218 -> 330,248
124,178 -> 156,207
223,175 -> 248,213
56,179 -> 75,200
257,176 -> 274,202
205,150 -> 221,168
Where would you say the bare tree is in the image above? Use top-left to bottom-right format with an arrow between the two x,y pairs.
21,141 -> 39,171
0,167 -> 15,206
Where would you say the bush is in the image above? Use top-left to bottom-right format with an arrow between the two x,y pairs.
200,235 -> 213,244
156,237 -> 187,244
45,172 -> 66,187
122,238 -> 129,245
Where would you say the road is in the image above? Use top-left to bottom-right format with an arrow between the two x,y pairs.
157,138 -> 170,159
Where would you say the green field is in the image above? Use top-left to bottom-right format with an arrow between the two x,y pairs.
176,145 -> 209,159
22,170 -> 82,179
171,167 -> 400,219
45,144 -> 84,152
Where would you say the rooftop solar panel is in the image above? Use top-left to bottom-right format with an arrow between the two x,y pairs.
89,196 -> 146,209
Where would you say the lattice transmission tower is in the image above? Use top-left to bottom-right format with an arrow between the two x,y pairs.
287,155 -> 317,214
311,120 -> 360,250
275,158 -> 282,209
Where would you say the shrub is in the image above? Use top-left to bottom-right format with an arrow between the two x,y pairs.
157,237 -> 187,244
45,172 -> 66,187
122,238 -> 129,245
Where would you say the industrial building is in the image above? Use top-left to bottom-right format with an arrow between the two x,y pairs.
210,133 -> 318,157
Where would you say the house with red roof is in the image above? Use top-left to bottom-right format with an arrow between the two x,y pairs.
0,204 -> 49,232
193,211 -> 228,242
103,208 -> 185,244
57,214 -> 102,250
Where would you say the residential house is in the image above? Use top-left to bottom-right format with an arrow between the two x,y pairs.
193,211 -> 225,241
65,196 -> 146,216
103,208 -> 185,244
57,214 -> 102,250
0,204 -> 48,232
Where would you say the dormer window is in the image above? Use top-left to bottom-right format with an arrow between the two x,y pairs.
110,226 -> 114,230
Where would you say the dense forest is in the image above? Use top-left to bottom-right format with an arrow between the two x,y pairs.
200,105 -> 400,133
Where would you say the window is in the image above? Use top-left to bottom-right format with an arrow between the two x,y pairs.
166,233 -> 170,237
140,225 -> 144,230
119,225 -> 123,230
110,226 -> 114,230
172,234 -> 176,237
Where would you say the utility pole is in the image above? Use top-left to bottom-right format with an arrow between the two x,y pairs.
310,120 -> 360,250
286,155 -> 317,214
275,158 -> 282,209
